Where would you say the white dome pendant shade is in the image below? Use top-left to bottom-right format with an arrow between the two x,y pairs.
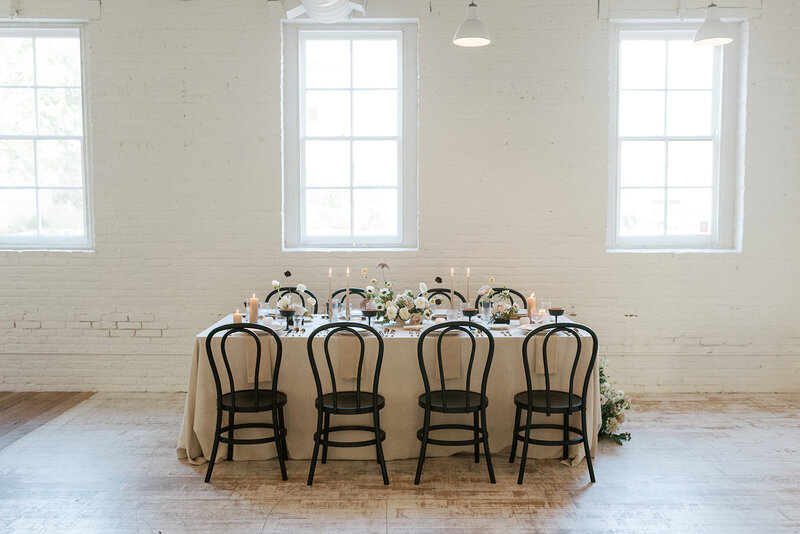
453,2 -> 491,47
694,3 -> 733,46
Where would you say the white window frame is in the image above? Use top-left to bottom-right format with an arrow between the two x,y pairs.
0,23 -> 93,251
282,20 -> 418,250
608,23 -> 743,251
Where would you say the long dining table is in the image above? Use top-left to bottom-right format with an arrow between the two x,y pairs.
177,314 -> 600,467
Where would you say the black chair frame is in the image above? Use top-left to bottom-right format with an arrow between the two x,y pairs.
204,323 -> 288,483
414,321 -> 496,485
306,322 -> 389,485
509,322 -> 598,484
421,288 -> 466,305
474,287 -> 528,309
330,287 -> 367,303
264,286 -> 319,314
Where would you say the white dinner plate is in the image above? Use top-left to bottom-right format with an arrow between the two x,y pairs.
489,324 -> 510,330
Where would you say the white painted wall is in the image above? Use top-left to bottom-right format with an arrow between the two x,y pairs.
0,0 -> 798,392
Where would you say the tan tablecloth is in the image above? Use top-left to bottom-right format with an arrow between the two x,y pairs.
177,316 -> 600,466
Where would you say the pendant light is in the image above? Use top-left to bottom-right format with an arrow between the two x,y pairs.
694,3 -> 733,46
453,2 -> 491,47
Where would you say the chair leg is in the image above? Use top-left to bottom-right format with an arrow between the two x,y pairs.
373,409 -> 389,485
480,407 -> 495,484
563,412 -> 569,460
204,408 -> 223,483
473,412 -> 480,463
226,412 -> 235,461
509,405 -> 521,463
580,408 -> 596,483
307,407 -> 324,486
321,412 -> 330,464
277,405 -> 289,461
517,408 -> 533,484
414,408 -> 431,485
273,407 -> 288,481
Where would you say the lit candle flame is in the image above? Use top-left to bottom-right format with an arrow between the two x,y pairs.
530,292 -> 535,298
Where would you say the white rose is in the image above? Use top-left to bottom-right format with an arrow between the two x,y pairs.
599,394 -> 607,405
277,295 -> 291,308
398,308 -> 410,321
296,283 -> 307,293
307,297 -> 316,306
414,297 -> 428,309
419,282 -> 428,293
386,306 -> 398,321
272,280 -> 280,289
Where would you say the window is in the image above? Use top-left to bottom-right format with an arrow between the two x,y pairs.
609,25 -> 743,250
283,22 -> 418,249
0,26 -> 91,250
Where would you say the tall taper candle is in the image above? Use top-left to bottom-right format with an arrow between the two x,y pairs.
249,293 -> 259,323
466,267 -> 471,304
450,267 -> 455,310
328,267 -> 332,317
346,266 -> 350,319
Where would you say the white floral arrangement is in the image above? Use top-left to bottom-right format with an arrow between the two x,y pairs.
599,357 -> 632,444
478,283 -> 519,321
271,278 -> 313,317
385,285 -> 433,325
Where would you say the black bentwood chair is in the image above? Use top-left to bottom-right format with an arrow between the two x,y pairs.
306,322 -> 389,485
265,286 -> 319,313
415,321 -> 495,485
421,288 -> 466,305
510,322 -> 599,484
474,287 -> 528,309
204,323 -> 288,483
330,287 -> 367,302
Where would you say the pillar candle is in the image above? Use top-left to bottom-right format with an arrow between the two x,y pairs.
450,267 -> 455,310
233,308 -> 242,323
527,292 -> 536,321
249,293 -> 259,323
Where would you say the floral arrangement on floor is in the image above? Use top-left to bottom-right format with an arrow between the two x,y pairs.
599,357 -> 631,444
270,275 -> 314,317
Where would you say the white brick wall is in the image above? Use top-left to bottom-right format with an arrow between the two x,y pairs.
0,0 -> 798,393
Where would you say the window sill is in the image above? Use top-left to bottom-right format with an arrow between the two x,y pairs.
606,247 -> 740,254
0,246 -> 94,253
283,246 -> 419,253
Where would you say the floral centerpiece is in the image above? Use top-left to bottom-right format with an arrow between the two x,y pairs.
385,286 -> 433,325
599,357 -> 632,444
478,284 -> 519,324
270,277 -> 314,318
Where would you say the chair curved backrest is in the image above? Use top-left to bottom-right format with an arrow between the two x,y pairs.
474,287 -> 528,309
264,287 -> 318,313
417,321 -> 494,413
306,322 -> 384,411
205,323 -> 283,412
422,288 -> 466,305
330,287 -> 367,303
520,322 -> 598,416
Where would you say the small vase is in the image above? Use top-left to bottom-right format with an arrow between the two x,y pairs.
394,319 -> 406,328
279,309 -> 296,331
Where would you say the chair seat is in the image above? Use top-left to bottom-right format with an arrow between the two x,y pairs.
514,390 -> 583,412
221,389 -> 287,412
317,391 -> 385,414
418,390 -> 487,413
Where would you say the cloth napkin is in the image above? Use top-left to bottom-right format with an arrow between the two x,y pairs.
432,332 -> 462,380
239,331 -> 274,384
338,332 -> 373,380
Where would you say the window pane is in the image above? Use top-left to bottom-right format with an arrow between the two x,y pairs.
666,91 -> 712,136
304,39 -> 350,89
0,140 -> 36,187
668,41 -> 713,90
619,188 -> 664,236
39,188 -> 84,236
619,40 -> 665,89
667,188 -> 712,235
0,88 -> 36,135
353,189 -> 398,236
353,39 -> 398,88
353,90 -> 397,136
305,140 -> 350,187
353,140 -> 397,186
0,37 -> 34,86
35,37 -> 81,87
38,88 -> 83,135
0,189 -> 37,236
37,139 -> 83,187
306,189 -> 350,236
305,90 -> 350,137
619,90 -> 664,136
668,141 -> 713,187
620,140 -> 665,187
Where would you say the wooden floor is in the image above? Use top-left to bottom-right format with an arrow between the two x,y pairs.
0,393 -> 798,533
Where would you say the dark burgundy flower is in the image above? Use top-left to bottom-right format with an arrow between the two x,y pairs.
435,276 -> 443,284
435,298 -> 442,305
284,270 -> 292,278
376,262 -> 390,270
